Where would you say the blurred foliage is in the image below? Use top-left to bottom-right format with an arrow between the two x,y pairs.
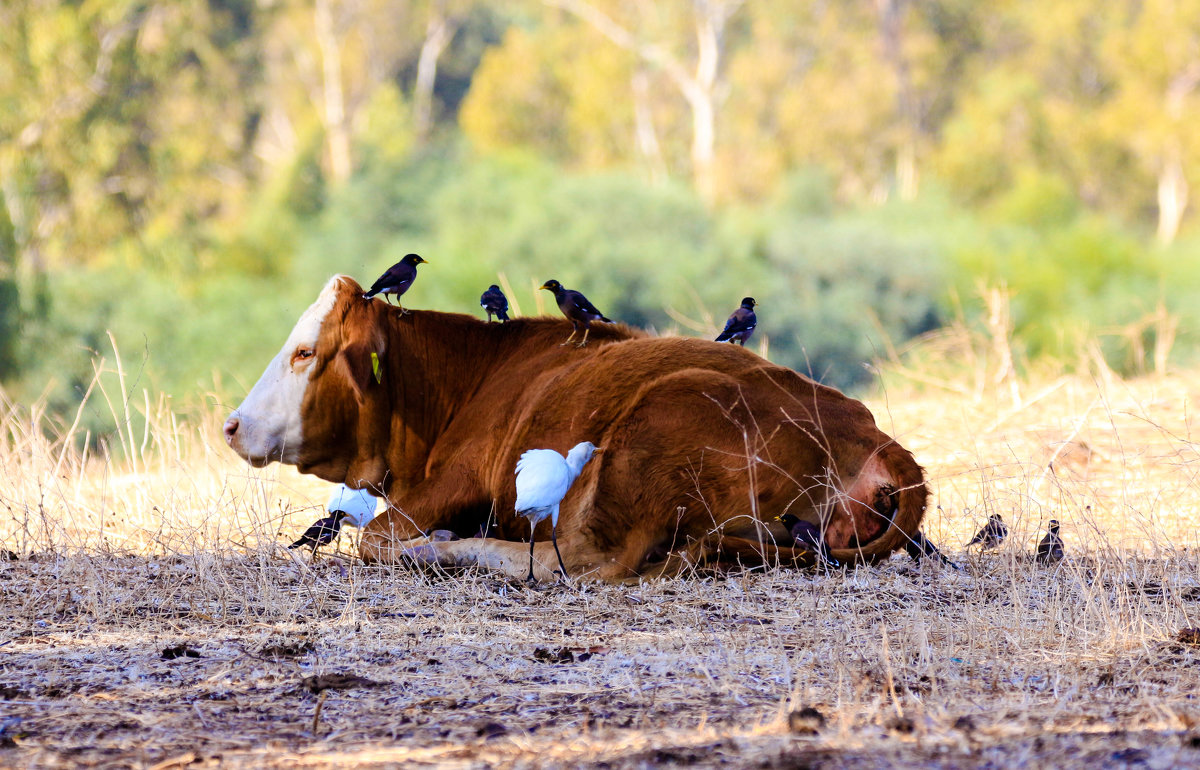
2,0 -> 1200,438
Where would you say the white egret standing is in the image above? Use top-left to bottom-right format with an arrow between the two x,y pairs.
515,441 -> 598,582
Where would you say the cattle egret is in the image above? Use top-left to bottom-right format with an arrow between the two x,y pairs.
363,253 -> 427,312
904,531 -> 956,568
327,484 -> 379,529
715,297 -> 758,346
1036,520 -> 1064,564
539,280 -> 612,347
288,511 -> 349,552
777,513 -> 839,567
480,285 -> 510,322
515,441 -> 598,581
966,513 -> 1007,550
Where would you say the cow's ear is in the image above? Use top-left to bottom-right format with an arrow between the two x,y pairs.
336,341 -> 378,404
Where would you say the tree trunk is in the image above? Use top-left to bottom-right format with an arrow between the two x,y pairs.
314,0 -> 351,184
690,1 -> 722,205
1157,146 -> 1187,245
876,0 -> 919,201
544,0 -> 742,207
414,8 -> 455,144
1157,63 -> 1200,245
631,69 -> 667,183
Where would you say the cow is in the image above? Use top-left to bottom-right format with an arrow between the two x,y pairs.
224,275 -> 927,581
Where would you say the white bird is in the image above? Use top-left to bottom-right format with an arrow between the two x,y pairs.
514,441 -> 598,582
326,484 -> 379,528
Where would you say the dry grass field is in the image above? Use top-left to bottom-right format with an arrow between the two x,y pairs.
3,345 -> 1200,768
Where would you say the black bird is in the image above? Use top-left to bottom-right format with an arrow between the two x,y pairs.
363,253 -> 427,312
966,513 -> 1007,550
288,510 -> 349,552
539,279 -> 612,347
905,531 -> 956,568
715,297 -> 757,346
480,284 -> 510,322
1036,520 -> 1064,564
778,513 -> 839,567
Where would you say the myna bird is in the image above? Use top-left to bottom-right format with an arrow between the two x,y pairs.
966,513 -> 1007,550
539,280 -> 612,347
363,253 -> 427,312
905,531 -> 956,568
288,510 -> 349,552
514,442 -> 598,582
777,513 -> 839,567
715,297 -> 757,346
480,284 -> 510,322
1036,520 -> 1064,564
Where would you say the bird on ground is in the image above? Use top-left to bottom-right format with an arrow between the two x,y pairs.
539,280 -> 612,347
1036,520 -> 1064,564
480,284 -> 510,322
905,531 -> 956,568
288,510 -> 349,552
514,441 -> 598,582
777,513 -> 839,567
965,513 -> 1007,550
363,253 -> 427,312
715,297 -> 757,346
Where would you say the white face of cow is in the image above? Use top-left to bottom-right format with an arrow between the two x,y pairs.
223,276 -> 344,466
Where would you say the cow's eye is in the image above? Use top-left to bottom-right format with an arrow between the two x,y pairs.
292,346 -> 315,365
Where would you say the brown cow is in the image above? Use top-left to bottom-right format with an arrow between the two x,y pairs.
224,276 -> 927,580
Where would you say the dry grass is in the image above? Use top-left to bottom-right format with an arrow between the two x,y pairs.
3,356 -> 1200,768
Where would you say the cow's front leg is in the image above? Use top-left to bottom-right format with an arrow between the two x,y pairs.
390,538 -> 592,582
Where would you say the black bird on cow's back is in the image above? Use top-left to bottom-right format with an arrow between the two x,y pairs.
288,510 -> 349,553
363,253 -> 427,312
778,513 -> 839,567
480,284 -> 510,323
539,279 -> 612,347
715,297 -> 757,347
905,531 -> 957,568
966,513 -> 1007,550
1036,520 -> 1064,564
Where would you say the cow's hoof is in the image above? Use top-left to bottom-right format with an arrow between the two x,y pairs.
401,544 -> 445,566
428,530 -> 460,542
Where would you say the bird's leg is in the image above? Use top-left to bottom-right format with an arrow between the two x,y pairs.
526,522 -> 538,584
551,525 -> 570,581
575,327 -> 591,348
559,328 -> 578,346
397,301 -> 411,316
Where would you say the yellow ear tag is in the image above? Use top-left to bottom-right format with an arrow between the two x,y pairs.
370,352 -> 382,384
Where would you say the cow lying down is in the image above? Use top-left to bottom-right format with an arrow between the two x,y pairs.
224,276 -> 928,581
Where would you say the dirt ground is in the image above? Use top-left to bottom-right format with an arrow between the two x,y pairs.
2,555 -> 1200,769
3,372 -> 1200,768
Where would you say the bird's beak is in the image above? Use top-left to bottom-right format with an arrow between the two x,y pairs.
539,283 -> 552,291
418,257 -> 428,264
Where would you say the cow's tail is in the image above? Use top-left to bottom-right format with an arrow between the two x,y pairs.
830,440 -> 928,565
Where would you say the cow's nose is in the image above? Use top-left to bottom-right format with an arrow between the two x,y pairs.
223,415 -> 240,446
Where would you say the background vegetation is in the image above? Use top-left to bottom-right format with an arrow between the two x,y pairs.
2,0 -> 1199,440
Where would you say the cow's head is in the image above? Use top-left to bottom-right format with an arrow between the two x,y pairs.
224,275 -> 389,485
